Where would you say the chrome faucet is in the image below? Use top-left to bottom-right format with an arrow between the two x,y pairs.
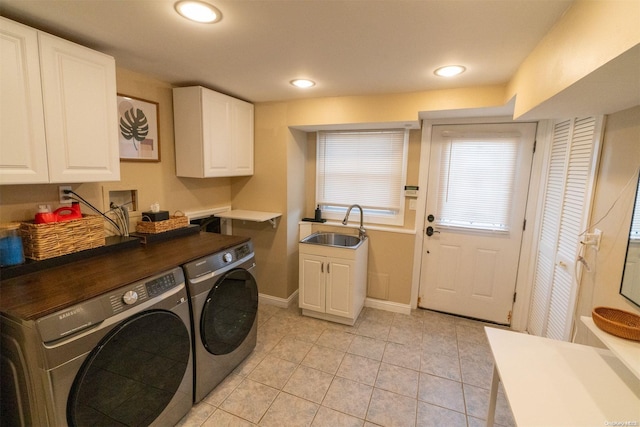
342,204 -> 367,240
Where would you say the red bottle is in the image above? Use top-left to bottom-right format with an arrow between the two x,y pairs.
35,202 -> 82,224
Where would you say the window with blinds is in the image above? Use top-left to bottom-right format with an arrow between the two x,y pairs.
316,129 -> 408,226
436,137 -> 518,232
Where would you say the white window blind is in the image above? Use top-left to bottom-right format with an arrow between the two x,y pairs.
316,130 -> 408,225
436,136 -> 518,232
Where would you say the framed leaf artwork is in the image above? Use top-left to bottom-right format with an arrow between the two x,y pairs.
117,94 -> 160,162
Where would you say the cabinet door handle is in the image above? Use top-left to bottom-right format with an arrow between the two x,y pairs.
327,263 -> 330,274
321,262 -> 324,273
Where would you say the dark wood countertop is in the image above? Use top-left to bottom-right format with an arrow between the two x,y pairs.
0,232 -> 249,322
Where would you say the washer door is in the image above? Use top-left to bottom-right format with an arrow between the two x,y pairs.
201,268 -> 258,355
67,310 -> 190,427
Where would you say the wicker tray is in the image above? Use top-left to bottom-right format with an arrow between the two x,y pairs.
20,215 -> 105,261
592,306 -> 640,341
135,215 -> 189,234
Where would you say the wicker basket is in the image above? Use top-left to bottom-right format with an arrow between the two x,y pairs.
592,306 -> 640,341
135,215 -> 189,234
20,215 -> 105,261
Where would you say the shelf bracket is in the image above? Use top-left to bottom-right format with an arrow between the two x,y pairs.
268,217 -> 278,228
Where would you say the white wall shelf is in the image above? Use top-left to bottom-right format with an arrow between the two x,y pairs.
215,210 -> 281,228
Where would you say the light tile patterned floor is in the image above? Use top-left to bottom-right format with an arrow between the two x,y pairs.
177,304 -> 515,427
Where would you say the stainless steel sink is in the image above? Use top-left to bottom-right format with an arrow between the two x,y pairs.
300,232 -> 364,248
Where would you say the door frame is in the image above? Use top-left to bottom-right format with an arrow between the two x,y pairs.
410,117 -> 552,331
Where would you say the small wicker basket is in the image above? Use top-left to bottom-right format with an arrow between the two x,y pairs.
135,215 -> 189,234
592,306 -> 640,342
20,215 -> 105,261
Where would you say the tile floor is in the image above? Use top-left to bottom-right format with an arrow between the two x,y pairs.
177,304 -> 515,427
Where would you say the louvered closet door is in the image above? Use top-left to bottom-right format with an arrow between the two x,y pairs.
528,117 -> 604,341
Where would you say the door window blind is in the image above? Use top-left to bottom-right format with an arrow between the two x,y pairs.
436,136 -> 518,232
316,130 -> 408,225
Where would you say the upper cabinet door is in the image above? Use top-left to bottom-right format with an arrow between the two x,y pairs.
0,18 -> 49,184
231,100 -> 254,176
38,32 -> 120,183
202,90 -> 233,176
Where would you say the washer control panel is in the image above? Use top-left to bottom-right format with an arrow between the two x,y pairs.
145,273 -> 177,298
235,243 -> 252,260
183,241 -> 254,280
36,267 -> 186,344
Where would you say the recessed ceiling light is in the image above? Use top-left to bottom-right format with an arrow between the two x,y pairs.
175,1 -> 222,24
290,79 -> 316,88
434,65 -> 466,77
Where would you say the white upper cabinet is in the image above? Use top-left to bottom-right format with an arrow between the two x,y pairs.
173,86 -> 254,178
0,17 -> 120,184
0,18 -> 48,184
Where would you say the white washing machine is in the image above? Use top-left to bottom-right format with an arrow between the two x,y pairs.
1,267 -> 193,426
182,240 -> 258,402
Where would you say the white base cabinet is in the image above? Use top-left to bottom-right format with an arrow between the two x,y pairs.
0,17 -> 119,184
299,239 -> 368,325
173,86 -> 254,178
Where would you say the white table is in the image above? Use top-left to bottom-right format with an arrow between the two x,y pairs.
485,327 -> 640,427
582,316 -> 640,379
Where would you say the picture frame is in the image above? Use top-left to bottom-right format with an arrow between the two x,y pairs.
117,94 -> 160,162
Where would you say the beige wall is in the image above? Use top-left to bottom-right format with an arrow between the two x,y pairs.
574,106 -> 640,344
299,129 -> 422,305
243,89 -> 511,303
508,0 -> 640,118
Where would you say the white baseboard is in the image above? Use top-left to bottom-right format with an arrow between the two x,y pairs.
259,290 -> 299,308
258,292 -> 410,315
365,298 -> 412,315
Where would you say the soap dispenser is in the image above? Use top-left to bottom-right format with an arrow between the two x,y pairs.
314,205 -> 322,221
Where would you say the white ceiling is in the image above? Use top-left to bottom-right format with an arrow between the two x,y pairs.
1,0 -> 575,104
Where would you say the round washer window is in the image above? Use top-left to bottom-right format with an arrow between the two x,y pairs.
201,268 -> 258,355
67,310 -> 190,427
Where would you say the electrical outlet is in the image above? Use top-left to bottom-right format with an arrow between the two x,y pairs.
583,229 -> 603,250
593,228 -> 602,250
58,186 -> 72,204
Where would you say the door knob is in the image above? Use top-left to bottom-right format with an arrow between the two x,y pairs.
426,226 -> 440,236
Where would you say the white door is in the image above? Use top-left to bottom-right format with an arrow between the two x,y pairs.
230,99 -> 254,176
299,254 -> 325,312
528,117 -> 603,341
419,123 -> 536,324
326,259 -> 353,318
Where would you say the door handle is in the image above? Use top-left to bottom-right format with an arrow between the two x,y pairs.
426,226 -> 440,236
